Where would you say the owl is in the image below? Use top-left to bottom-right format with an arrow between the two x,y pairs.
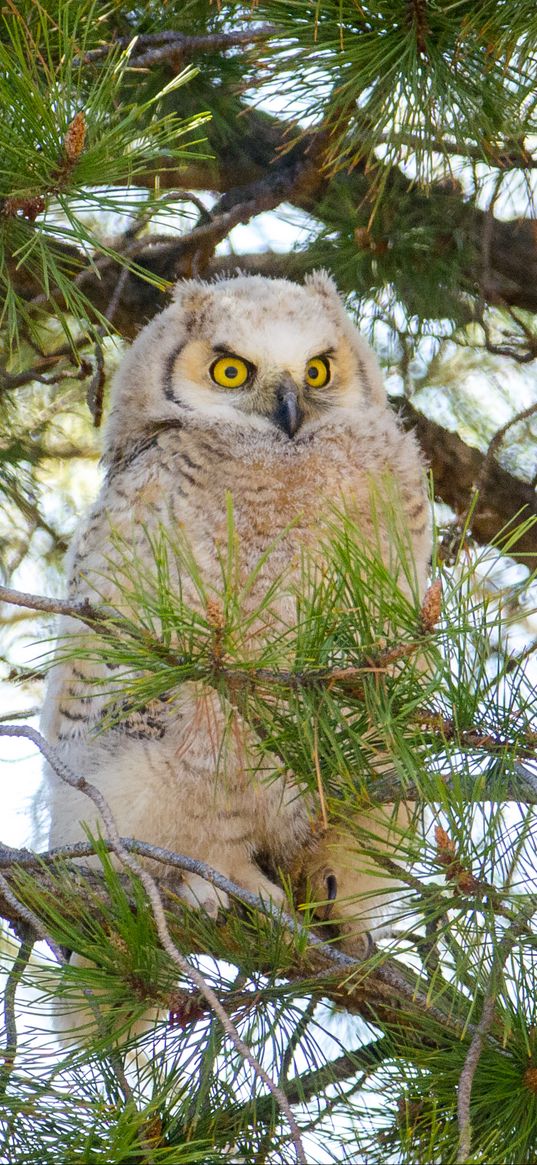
39,272 -> 430,951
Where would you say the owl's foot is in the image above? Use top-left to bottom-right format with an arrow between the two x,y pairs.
179,872 -> 229,919
232,866 -> 287,911
178,865 -> 287,920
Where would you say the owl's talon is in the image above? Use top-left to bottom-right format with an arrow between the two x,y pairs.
179,873 -> 229,918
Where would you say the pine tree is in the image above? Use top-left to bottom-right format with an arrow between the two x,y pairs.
0,3 -> 536,1162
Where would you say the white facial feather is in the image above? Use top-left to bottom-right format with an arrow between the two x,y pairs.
104,273 -> 386,458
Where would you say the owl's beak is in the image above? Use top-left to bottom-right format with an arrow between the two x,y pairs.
274,377 -> 303,438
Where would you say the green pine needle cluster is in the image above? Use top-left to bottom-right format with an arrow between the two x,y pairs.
2,502 -> 533,1162
0,1 -> 208,349
253,1 -> 537,178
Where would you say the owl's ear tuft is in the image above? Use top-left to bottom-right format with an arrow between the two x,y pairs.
171,279 -> 212,316
304,269 -> 341,304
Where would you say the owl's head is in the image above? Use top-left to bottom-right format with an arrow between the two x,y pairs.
105,271 -> 386,458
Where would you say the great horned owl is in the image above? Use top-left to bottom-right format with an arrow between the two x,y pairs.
39,272 -> 430,942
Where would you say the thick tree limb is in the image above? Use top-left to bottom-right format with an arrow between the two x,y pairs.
399,399 -> 537,567
0,832 -> 467,1041
138,104 -> 537,314
75,26 -> 275,68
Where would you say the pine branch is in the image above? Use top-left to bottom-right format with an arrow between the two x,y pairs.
0,723 -> 308,1165
138,104 -> 537,314
75,26 -> 276,68
227,1037 -> 391,1133
0,581 -> 534,791
0,830 -> 470,1041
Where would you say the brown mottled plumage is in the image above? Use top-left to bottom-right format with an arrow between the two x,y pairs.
39,272 -> 430,938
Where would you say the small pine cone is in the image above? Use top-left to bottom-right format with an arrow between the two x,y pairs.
143,1114 -> 164,1147
434,825 -> 456,858
2,195 -> 46,220
456,869 -> 480,895
420,579 -> 442,632
354,226 -> 372,249
206,596 -> 224,628
64,110 -> 86,162
168,992 -> 206,1027
524,1066 -> 537,1094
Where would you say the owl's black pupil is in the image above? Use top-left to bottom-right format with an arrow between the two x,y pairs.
309,366 -> 319,379
225,365 -> 238,379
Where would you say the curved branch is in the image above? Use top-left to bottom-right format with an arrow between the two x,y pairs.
0,828 -> 467,1040
0,724 -> 307,1165
0,723 -> 476,1043
75,26 -> 275,67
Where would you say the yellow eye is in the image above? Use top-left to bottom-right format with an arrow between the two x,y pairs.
305,355 -> 331,389
210,354 -> 251,389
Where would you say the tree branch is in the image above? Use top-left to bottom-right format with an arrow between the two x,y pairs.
0,582 -> 535,783
456,902 -> 535,1162
0,582 -> 109,631
0,928 -> 34,1098
75,26 -> 275,68
398,398 -> 537,568
0,829 -> 469,1040
0,724 -> 307,1165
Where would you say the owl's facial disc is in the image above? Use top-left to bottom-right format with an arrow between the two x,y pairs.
204,344 -> 336,437
167,330 -> 346,437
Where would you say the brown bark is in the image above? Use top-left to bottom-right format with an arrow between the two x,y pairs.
400,401 -> 537,568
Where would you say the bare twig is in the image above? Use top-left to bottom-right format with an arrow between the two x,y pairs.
0,927 -> 34,1097
456,401 -> 537,551
75,26 -> 275,67
0,583 -> 108,631
456,903 -> 536,1162
0,336 -> 91,393
0,707 -> 40,723
376,130 -> 536,170
477,402 -> 537,489
86,265 -> 130,426
86,339 -> 106,428
480,314 -> 537,363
